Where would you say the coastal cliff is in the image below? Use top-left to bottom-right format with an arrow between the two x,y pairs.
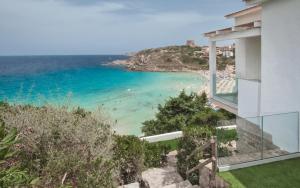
113,45 -> 208,72
111,45 -> 234,72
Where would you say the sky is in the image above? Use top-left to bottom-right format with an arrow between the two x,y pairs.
0,0 -> 245,55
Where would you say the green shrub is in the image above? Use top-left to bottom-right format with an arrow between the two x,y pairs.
0,120 -> 37,187
216,129 -> 238,157
0,104 -> 116,187
156,139 -> 179,151
217,146 -> 232,158
144,142 -> 171,168
216,129 -> 238,144
113,135 -> 144,185
142,91 -> 232,136
177,126 -> 212,185
113,135 -> 171,185
142,91 -> 207,136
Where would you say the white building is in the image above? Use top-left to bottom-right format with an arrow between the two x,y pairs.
204,0 -> 300,170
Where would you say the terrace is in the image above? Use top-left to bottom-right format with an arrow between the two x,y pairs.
205,6 -> 262,115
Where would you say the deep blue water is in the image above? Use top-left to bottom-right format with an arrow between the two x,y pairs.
0,55 -> 206,135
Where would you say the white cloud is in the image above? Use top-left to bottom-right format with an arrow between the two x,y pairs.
0,0 -> 231,55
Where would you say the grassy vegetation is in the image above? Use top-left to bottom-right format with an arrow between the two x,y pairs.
219,158 -> 300,188
216,129 -> 238,144
156,139 -> 179,151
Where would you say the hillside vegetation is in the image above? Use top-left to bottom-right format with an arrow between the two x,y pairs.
0,102 -> 174,187
122,45 -> 234,72
126,45 -> 207,71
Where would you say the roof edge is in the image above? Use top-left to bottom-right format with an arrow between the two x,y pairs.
244,0 -> 269,6
225,5 -> 261,19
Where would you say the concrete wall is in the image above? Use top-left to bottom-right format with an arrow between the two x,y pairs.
235,36 -> 261,80
259,0 -> 300,152
235,11 -> 262,26
236,37 -> 261,80
236,36 -> 261,118
238,79 -> 261,117
260,0 -> 300,115
140,131 -> 182,143
262,112 -> 299,153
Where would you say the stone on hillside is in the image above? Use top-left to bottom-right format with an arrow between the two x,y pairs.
118,182 -> 140,188
142,166 -> 183,188
163,180 -> 193,188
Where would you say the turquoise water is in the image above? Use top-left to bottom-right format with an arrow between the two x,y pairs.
0,55 -> 207,135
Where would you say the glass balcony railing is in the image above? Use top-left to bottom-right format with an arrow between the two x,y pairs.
216,112 -> 299,167
212,73 -> 238,105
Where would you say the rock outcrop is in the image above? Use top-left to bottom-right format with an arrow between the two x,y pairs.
114,45 -> 209,72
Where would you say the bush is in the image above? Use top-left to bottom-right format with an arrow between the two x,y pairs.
177,126 -> 212,185
216,129 -> 238,144
142,91 -> 231,136
113,135 -> 172,185
216,129 -> 238,157
0,120 -> 37,187
142,91 -> 206,135
0,104 -> 116,187
113,135 -> 145,185
144,142 -> 170,168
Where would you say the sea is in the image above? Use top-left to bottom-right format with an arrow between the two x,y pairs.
0,55 -> 207,135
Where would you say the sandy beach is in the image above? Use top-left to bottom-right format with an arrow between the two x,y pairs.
108,59 -> 236,98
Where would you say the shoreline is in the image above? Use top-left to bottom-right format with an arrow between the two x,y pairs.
107,59 -> 211,96
107,59 -> 236,97
106,60 -> 235,96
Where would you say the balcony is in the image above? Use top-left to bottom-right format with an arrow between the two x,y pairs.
212,74 -> 238,113
217,112 -> 300,171
212,75 -> 262,116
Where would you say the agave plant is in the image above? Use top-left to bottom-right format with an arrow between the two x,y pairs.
0,120 -> 38,187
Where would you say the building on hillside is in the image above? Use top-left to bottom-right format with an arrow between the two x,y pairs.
201,45 -> 235,58
219,45 -> 235,58
186,40 -> 196,47
204,0 -> 300,171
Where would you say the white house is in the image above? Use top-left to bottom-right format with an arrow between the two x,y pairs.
204,0 -> 300,169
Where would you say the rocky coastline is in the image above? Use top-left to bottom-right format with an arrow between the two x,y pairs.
107,45 -> 209,72
106,45 -> 235,95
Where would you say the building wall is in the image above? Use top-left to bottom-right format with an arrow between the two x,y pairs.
238,79 -> 261,117
260,0 -> 300,115
235,11 -> 261,26
235,36 -> 261,80
260,0 -> 300,152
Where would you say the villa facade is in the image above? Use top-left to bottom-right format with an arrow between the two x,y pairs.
204,0 -> 300,170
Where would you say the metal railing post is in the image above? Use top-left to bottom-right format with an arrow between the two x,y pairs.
261,116 -> 264,160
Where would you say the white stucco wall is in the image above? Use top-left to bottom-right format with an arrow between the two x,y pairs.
235,11 -> 262,26
236,36 -> 261,118
259,0 -> 300,152
238,79 -> 261,117
235,36 -> 261,80
260,0 -> 300,115
262,112 -> 299,153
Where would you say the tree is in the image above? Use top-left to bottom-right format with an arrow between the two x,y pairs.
177,126 -> 212,185
142,91 -> 232,136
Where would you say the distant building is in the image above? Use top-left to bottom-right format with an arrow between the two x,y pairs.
199,45 -> 234,58
200,46 -> 209,58
218,45 -> 235,57
186,40 -> 196,47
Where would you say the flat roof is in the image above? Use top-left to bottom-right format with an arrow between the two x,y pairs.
204,21 -> 261,38
225,5 -> 261,18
